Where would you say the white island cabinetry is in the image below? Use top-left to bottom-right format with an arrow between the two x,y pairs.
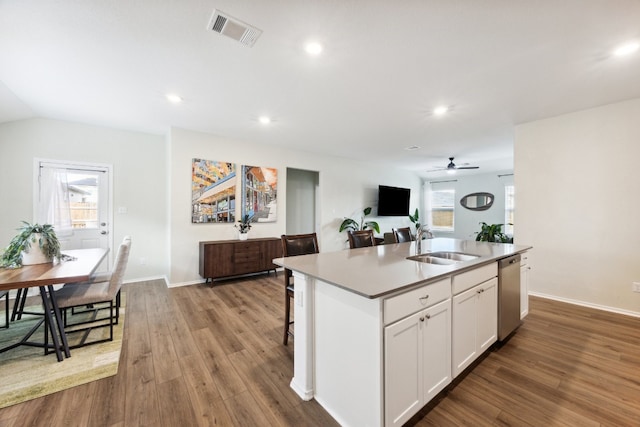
452,263 -> 498,378
520,251 -> 531,319
273,238 -> 532,427
384,278 -> 452,427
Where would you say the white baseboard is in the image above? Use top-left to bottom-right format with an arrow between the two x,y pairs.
166,279 -> 205,288
123,275 -> 168,286
529,291 -> 640,318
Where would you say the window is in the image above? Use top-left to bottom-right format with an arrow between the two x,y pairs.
505,185 -> 514,235
429,189 -> 455,231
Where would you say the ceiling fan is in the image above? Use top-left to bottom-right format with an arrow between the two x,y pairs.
429,157 -> 479,173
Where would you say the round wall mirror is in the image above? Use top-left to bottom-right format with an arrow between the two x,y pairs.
460,192 -> 494,211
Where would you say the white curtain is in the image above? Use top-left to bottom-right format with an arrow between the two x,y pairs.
37,166 -> 73,236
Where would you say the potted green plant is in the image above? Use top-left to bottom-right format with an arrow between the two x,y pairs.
0,222 -> 63,268
408,208 -> 420,233
339,207 -> 380,234
475,222 -> 510,243
235,214 -> 253,240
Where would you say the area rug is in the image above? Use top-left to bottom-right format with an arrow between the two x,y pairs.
0,296 -> 125,409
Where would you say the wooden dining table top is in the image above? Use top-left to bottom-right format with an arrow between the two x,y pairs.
0,248 -> 108,291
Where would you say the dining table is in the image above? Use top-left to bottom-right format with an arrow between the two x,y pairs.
0,248 -> 108,362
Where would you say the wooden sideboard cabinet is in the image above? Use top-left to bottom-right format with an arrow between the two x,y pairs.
199,238 -> 283,283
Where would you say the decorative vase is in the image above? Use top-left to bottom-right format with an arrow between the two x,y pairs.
21,233 -> 51,265
238,232 -> 248,241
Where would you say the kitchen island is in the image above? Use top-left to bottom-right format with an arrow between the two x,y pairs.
273,238 -> 531,427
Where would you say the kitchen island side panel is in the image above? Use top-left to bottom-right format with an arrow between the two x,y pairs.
313,279 -> 384,427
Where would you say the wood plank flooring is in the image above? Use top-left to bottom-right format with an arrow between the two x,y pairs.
1,275 -> 639,426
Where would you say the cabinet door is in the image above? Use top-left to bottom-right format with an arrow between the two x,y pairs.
452,286 -> 479,378
476,278 -> 498,354
520,265 -> 529,319
385,311 -> 422,427
421,299 -> 451,402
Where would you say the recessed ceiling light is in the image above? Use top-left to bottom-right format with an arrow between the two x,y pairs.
613,42 -> 639,56
433,106 -> 448,116
305,42 -> 323,56
258,116 -> 271,124
166,94 -> 183,103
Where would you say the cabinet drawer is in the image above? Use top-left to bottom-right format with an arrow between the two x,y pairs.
384,278 -> 451,325
452,263 -> 497,295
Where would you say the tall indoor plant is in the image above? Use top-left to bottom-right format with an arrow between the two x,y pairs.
0,222 -> 63,268
339,207 -> 380,234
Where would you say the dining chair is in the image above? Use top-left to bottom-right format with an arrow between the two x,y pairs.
49,236 -> 131,348
281,233 -> 319,345
392,227 -> 413,243
348,229 -> 376,249
0,290 -> 8,329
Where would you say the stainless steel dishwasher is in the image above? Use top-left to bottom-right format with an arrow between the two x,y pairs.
498,254 -> 521,341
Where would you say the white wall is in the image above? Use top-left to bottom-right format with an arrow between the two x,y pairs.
0,118 -> 168,281
428,172 -> 514,240
515,97 -> 640,315
168,127 -> 422,285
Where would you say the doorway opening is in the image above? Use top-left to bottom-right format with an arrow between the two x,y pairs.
285,168 -> 319,237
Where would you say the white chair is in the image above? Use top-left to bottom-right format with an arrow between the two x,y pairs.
0,290 -> 8,329
50,236 -> 131,348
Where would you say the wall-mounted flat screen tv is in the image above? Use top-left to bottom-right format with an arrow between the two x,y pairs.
378,185 -> 410,216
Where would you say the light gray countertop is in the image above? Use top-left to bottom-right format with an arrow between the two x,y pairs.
273,238 -> 532,299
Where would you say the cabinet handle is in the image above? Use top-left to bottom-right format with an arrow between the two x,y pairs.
419,295 -> 429,304
477,288 -> 484,294
419,316 -> 425,322
425,314 -> 431,320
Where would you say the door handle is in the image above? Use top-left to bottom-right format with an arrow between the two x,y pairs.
100,231 -> 108,235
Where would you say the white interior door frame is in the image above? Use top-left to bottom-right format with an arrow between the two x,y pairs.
33,157 -> 114,266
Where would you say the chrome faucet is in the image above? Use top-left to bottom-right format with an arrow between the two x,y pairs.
415,225 -> 433,253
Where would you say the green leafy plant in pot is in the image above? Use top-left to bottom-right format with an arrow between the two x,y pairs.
339,207 -> 380,234
234,214 -> 253,240
0,222 -> 63,268
408,208 -> 420,233
475,222 -> 510,243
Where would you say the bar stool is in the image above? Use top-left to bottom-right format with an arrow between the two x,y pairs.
280,233 -> 319,345
347,229 -> 376,248
392,227 -> 413,243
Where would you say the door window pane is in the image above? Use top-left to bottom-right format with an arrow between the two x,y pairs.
67,172 -> 99,229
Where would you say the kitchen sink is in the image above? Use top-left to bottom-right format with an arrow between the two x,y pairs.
427,252 -> 480,262
406,255 -> 457,265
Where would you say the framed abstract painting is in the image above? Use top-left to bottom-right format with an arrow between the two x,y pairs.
241,165 -> 277,223
191,159 -> 237,223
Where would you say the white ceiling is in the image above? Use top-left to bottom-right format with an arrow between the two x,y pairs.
1,0 -> 639,178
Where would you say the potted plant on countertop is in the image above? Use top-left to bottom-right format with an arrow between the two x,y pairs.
339,207 -> 380,234
0,222 -> 64,268
235,214 -> 253,240
475,222 -> 511,243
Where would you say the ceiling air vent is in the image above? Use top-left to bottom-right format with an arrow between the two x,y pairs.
208,10 -> 262,47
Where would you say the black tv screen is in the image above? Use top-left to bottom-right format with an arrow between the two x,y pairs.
378,185 -> 410,216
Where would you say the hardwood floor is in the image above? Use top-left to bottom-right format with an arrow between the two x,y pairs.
1,275 -> 639,426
